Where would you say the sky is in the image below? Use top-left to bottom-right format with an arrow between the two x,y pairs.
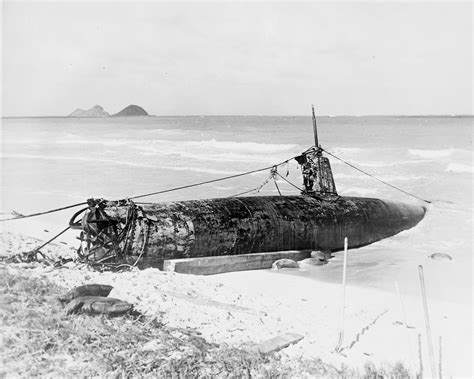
2,1 -> 472,116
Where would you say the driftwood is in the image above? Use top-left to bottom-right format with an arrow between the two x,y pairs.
256,333 -> 304,354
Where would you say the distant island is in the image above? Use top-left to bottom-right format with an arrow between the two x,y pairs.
68,105 -> 109,118
68,104 -> 149,118
111,105 -> 148,117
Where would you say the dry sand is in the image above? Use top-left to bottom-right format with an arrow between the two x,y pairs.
0,230 -> 471,377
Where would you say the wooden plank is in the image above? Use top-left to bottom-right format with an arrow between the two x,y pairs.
256,333 -> 304,354
162,250 -> 311,275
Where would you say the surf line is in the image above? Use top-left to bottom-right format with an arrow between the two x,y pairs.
1,147 -> 431,223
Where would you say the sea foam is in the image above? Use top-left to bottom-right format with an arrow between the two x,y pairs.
445,163 -> 474,174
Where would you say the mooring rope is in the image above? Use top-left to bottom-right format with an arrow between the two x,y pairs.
128,159 -> 294,200
275,172 -> 304,193
321,148 -> 432,204
0,158 -> 295,223
0,202 -> 88,222
2,225 -> 71,264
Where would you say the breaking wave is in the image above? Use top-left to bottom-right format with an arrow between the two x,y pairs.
339,187 -> 379,196
54,138 -> 298,154
331,159 -> 432,168
0,154 -> 240,176
409,149 -> 456,159
445,163 -> 473,174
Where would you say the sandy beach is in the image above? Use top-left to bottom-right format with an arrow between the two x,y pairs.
1,230 -> 471,377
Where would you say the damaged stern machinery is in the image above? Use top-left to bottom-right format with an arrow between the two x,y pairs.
70,107 -> 426,268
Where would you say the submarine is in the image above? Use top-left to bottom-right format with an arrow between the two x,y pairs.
70,107 -> 426,268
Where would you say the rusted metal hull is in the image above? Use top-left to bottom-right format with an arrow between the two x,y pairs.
79,196 -> 426,267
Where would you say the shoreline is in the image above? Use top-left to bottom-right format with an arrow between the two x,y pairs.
1,230 -> 471,377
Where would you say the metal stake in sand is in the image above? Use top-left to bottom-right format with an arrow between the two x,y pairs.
418,333 -> 423,378
418,265 -> 436,379
395,281 -> 408,327
438,336 -> 442,379
335,237 -> 348,352
396,281 -> 415,362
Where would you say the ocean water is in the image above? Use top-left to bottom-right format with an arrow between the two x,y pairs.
1,116 -> 472,305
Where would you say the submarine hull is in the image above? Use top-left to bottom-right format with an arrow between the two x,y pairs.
79,196 -> 426,267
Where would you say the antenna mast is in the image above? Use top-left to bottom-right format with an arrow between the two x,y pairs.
312,105 -> 319,149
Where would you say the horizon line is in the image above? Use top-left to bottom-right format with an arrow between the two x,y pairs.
2,114 -> 473,119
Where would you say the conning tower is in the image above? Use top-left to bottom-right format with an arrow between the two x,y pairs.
295,106 -> 337,197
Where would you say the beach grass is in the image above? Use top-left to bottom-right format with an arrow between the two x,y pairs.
0,263 -> 416,378
1,264 -> 346,377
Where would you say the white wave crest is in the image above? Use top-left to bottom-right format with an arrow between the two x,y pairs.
340,187 -> 379,196
183,139 -> 298,153
0,153 -> 241,176
409,149 -> 455,159
55,137 -> 298,154
446,163 -> 473,174
332,159 -> 431,168
332,147 -> 364,156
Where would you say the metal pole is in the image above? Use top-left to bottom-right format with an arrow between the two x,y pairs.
418,265 -> 436,379
396,281 -> 416,370
312,105 -> 319,148
335,237 -> 348,352
438,336 -> 442,379
395,281 -> 408,328
418,333 -> 423,378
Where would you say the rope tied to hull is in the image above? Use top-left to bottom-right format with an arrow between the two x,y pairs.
0,157 -> 295,223
2,226 -> 71,265
0,202 -> 88,222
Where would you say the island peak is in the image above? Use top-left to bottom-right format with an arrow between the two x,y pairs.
112,105 -> 149,117
68,105 -> 109,118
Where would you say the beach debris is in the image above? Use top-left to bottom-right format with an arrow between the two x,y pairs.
54,257 -> 74,268
428,253 -> 452,261
59,284 -> 113,304
311,250 -> 332,259
256,333 -> 304,354
59,284 -> 132,316
392,320 -> 416,329
10,210 -> 25,218
271,259 -> 299,270
4,249 -> 54,265
304,251 -> 331,266
64,296 -> 133,316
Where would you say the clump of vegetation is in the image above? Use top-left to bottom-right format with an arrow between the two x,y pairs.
0,264 -> 415,377
0,264 -> 337,377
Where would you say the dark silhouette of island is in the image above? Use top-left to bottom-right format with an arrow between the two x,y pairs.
68,105 -> 109,117
112,105 -> 149,117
